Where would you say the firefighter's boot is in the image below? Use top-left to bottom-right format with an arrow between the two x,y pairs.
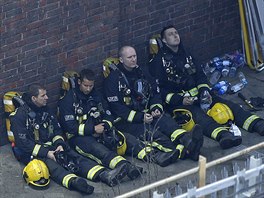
253,119 -> 264,136
69,177 -> 94,195
153,149 -> 179,167
124,162 -> 143,180
99,163 -> 128,187
125,163 -> 144,180
179,124 -> 204,161
218,131 -> 242,149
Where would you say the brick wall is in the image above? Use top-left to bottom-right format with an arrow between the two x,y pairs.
0,0 -> 241,145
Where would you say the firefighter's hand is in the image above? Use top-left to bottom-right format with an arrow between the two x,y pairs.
151,109 -> 161,118
94,123 -> 105,134
55,145 -> 64,153
144,113 -> 153,124
183,97 -> 195,105
47,151 -> 56,161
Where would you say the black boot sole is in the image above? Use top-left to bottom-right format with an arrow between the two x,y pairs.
70,178 -> 94,195
157,150 -> 179,167
128,166 -> 143,180
219,136 -> 242,149
253,120 -> 264,136
109,163 -> 128,187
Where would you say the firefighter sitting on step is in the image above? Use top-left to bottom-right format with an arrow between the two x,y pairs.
149,25 -> 264,149
103,46 -> 204,165
10,83 -> 129,194
58,68 -> 143,179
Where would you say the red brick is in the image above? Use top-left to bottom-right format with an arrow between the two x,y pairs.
0,0 -> 242,145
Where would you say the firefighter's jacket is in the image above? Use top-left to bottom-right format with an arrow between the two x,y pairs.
10,93 -> 65,158
104,63 -> 163,123
149,43 -> 210,106
58,87 -> 114,138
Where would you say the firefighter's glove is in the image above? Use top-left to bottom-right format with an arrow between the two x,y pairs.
102,121 -> 112,132
54,151 -> 79,173
151,106 -> 163,115
199,90 -> 213,103
57,142 -> 70,152
250,97 -> 264,108
199,87 -> 212,99
151,108 -> 162,118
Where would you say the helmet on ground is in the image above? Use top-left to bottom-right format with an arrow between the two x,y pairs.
172,109 -> 195,131
23,159 -> 50,188
207,103 -> 234,124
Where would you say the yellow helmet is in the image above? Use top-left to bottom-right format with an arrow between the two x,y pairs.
172,109 -> 195,131
117,131 -> 127,156
102,57 -> 120,78
23,159 -> 50,188
207,103 -> 234,124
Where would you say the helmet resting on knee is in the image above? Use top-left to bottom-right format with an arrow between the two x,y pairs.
172,109 -> 195,131
207,103 -> 234,124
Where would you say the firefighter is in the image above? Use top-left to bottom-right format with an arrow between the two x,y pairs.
10,84 -> 129,194
58,69 -> 143,178
148,25 -> 264,149
103,46 -> 204,165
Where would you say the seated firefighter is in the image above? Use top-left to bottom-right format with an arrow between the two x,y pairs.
148,25 -> 264,149
103,46 -> 204,166
10,84 -> 129,195
58,68 -> 143,179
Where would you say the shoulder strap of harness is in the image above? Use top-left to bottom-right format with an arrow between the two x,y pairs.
13,96 -> 41,142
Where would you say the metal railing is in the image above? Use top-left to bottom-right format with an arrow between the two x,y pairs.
175,157 -> 263,198
116,142 -> 264,198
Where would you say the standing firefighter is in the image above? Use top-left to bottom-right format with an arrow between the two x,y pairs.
10,84 -> 128,195
58,69 -> 143,180
149,25 -> 264,149
103,46 -> 204,166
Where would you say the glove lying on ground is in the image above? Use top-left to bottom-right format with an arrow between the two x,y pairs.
250,97 -> 264,108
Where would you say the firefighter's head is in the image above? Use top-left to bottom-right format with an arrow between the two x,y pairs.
78,69 -> 95,95
119,46 -> 138,71
161,25 -> 181,48
28,84 -> 48,107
